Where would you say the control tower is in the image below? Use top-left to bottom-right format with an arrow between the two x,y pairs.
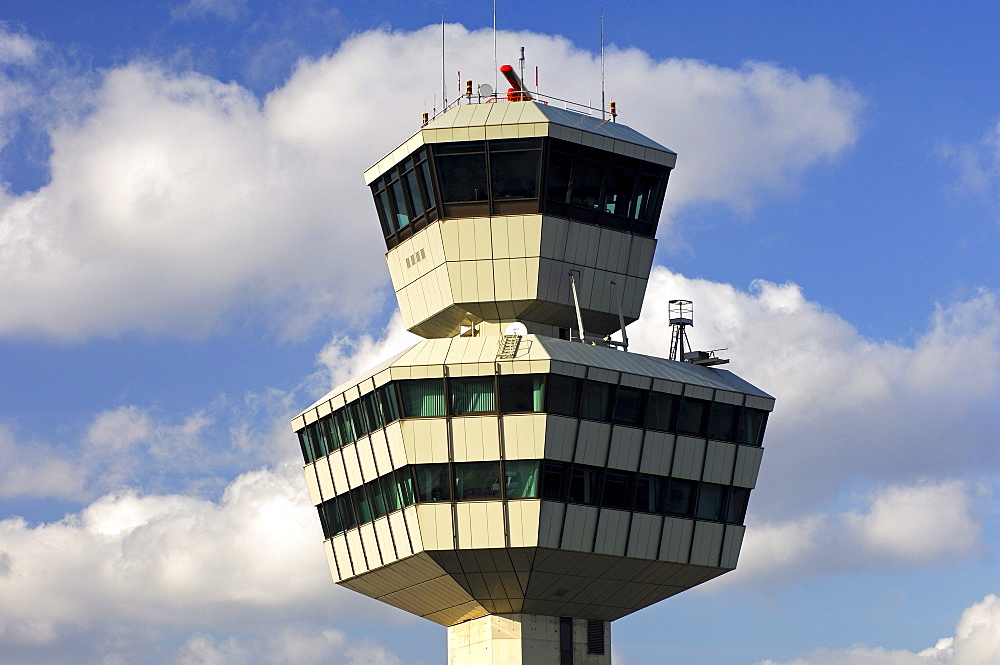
291,65 -> 773,665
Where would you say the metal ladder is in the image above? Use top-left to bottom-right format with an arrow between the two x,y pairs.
496,334 -> 520,359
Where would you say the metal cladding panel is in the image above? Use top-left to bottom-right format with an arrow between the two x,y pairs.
733,445 -> 765,488
720,524 -> 746,570
391,214 -> 657,338
702,440 -> 737,485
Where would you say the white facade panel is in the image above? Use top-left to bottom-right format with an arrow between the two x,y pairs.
537,501 -> 565,549
389,511 -> 413,557
360,523 -> 383,569
574,420 -> 611,466
733,445 -> 764,488
626,512 -> 662,560
702,440 -> 736,485
689,521 -> 725,567
508,499 -> 541,548
659,517 -> 694,563
561,504 -> 599,553
607,426 -> 643,471
593,509 -> 630,557
671,436 -> 706,481
638,430 -> 675,476
320,456 -> 340,497
303,464 -> 322,505
720,524 -> 746,570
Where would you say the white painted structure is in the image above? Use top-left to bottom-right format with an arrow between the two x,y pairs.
292,83 -> 773,664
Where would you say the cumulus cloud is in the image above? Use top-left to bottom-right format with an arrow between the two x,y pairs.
0,425 -> 86,500
312,312 -> 420,396
726,479 -> 984,587
0,462 -> 402,662
628,268 -> 1000,518
938,120 -> 1000,211
0,388 -> 302,503
756,594 -> 1000,665
0,25 -> 862,340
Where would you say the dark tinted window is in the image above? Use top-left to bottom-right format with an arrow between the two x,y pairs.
707,402 -> 737,442
676,397 -> 709,436
613,387 -> 644,425
454,462 -> 501,499
541,461 -> 570,500
645,392 -> 676,431
580,381 -> 613,421
664,479 -> 695,517
399,379 -> 446,417
415,463 -> 451,502
499,374 -> 545,413
568,466 -> 604,505
449,376 -> 496,414
546,375 -> 579,417
602,470 -> 633,510
696,483 -> 727,521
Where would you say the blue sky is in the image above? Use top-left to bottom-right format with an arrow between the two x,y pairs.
1,2 -> 999,664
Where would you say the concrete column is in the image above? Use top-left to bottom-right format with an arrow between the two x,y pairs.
448,614 -> 610,665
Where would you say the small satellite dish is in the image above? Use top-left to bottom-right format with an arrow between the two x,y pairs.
478,83 -> 494,98
504,322 -> 528,336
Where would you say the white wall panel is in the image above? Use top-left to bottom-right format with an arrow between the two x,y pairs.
594,509 -> 629,557
690,521 -> 725,567
720,525 -> 746,570
303,465 -> 322,505
626,512 -> 662,560
538,501 -> 565,549
607,426 -> 643,471
508,500 -> 541,548
373,517 -> 397,565
638,431 -> 674,476
574,420 -> 611,466
659,517 -> 693,564
671,436 -> 706,480
733,446 -> 764,488
561,504 -> 599,552
702,440 -> 736,485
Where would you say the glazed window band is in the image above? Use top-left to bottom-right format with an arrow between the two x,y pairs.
370,138 -> 671,250
297,374 -> 768,466
316,459 -> 751,539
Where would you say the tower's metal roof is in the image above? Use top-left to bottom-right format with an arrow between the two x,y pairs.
298,335 -> 772,419
365,100 -> 677,185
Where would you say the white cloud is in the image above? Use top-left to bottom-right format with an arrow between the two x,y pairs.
312,312 -> 420,396
171,0 -> 247,21
938,120 -> 1000,211
756,594 -> 1000,665
726,479 -> 983,588
0,462 -> 402,659
628,268 -> 1000,518
0,425 -> 86,500
0,25 -> 862,340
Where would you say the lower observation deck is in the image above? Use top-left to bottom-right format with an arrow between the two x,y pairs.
291,335 -> 773,626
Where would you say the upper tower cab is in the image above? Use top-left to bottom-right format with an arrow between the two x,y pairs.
365,94 -> 676,339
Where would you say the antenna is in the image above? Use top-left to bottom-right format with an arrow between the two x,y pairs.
441,17 -> 447,109
519,46 -> 525,85
493,0 -> 498,94
600,2 -> 606,120
669,300 -> 729,366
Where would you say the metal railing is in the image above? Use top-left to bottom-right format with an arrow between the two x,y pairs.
425,90 -> 608,125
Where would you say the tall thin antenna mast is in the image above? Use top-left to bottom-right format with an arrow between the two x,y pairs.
493,0 -> 498,93
441,17 -> 447,109
600,3 -> 606,120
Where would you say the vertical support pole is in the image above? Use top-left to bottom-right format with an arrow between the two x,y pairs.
569,271 -> 585,342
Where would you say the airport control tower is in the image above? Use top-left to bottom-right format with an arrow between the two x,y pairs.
291,65 -> 773,665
